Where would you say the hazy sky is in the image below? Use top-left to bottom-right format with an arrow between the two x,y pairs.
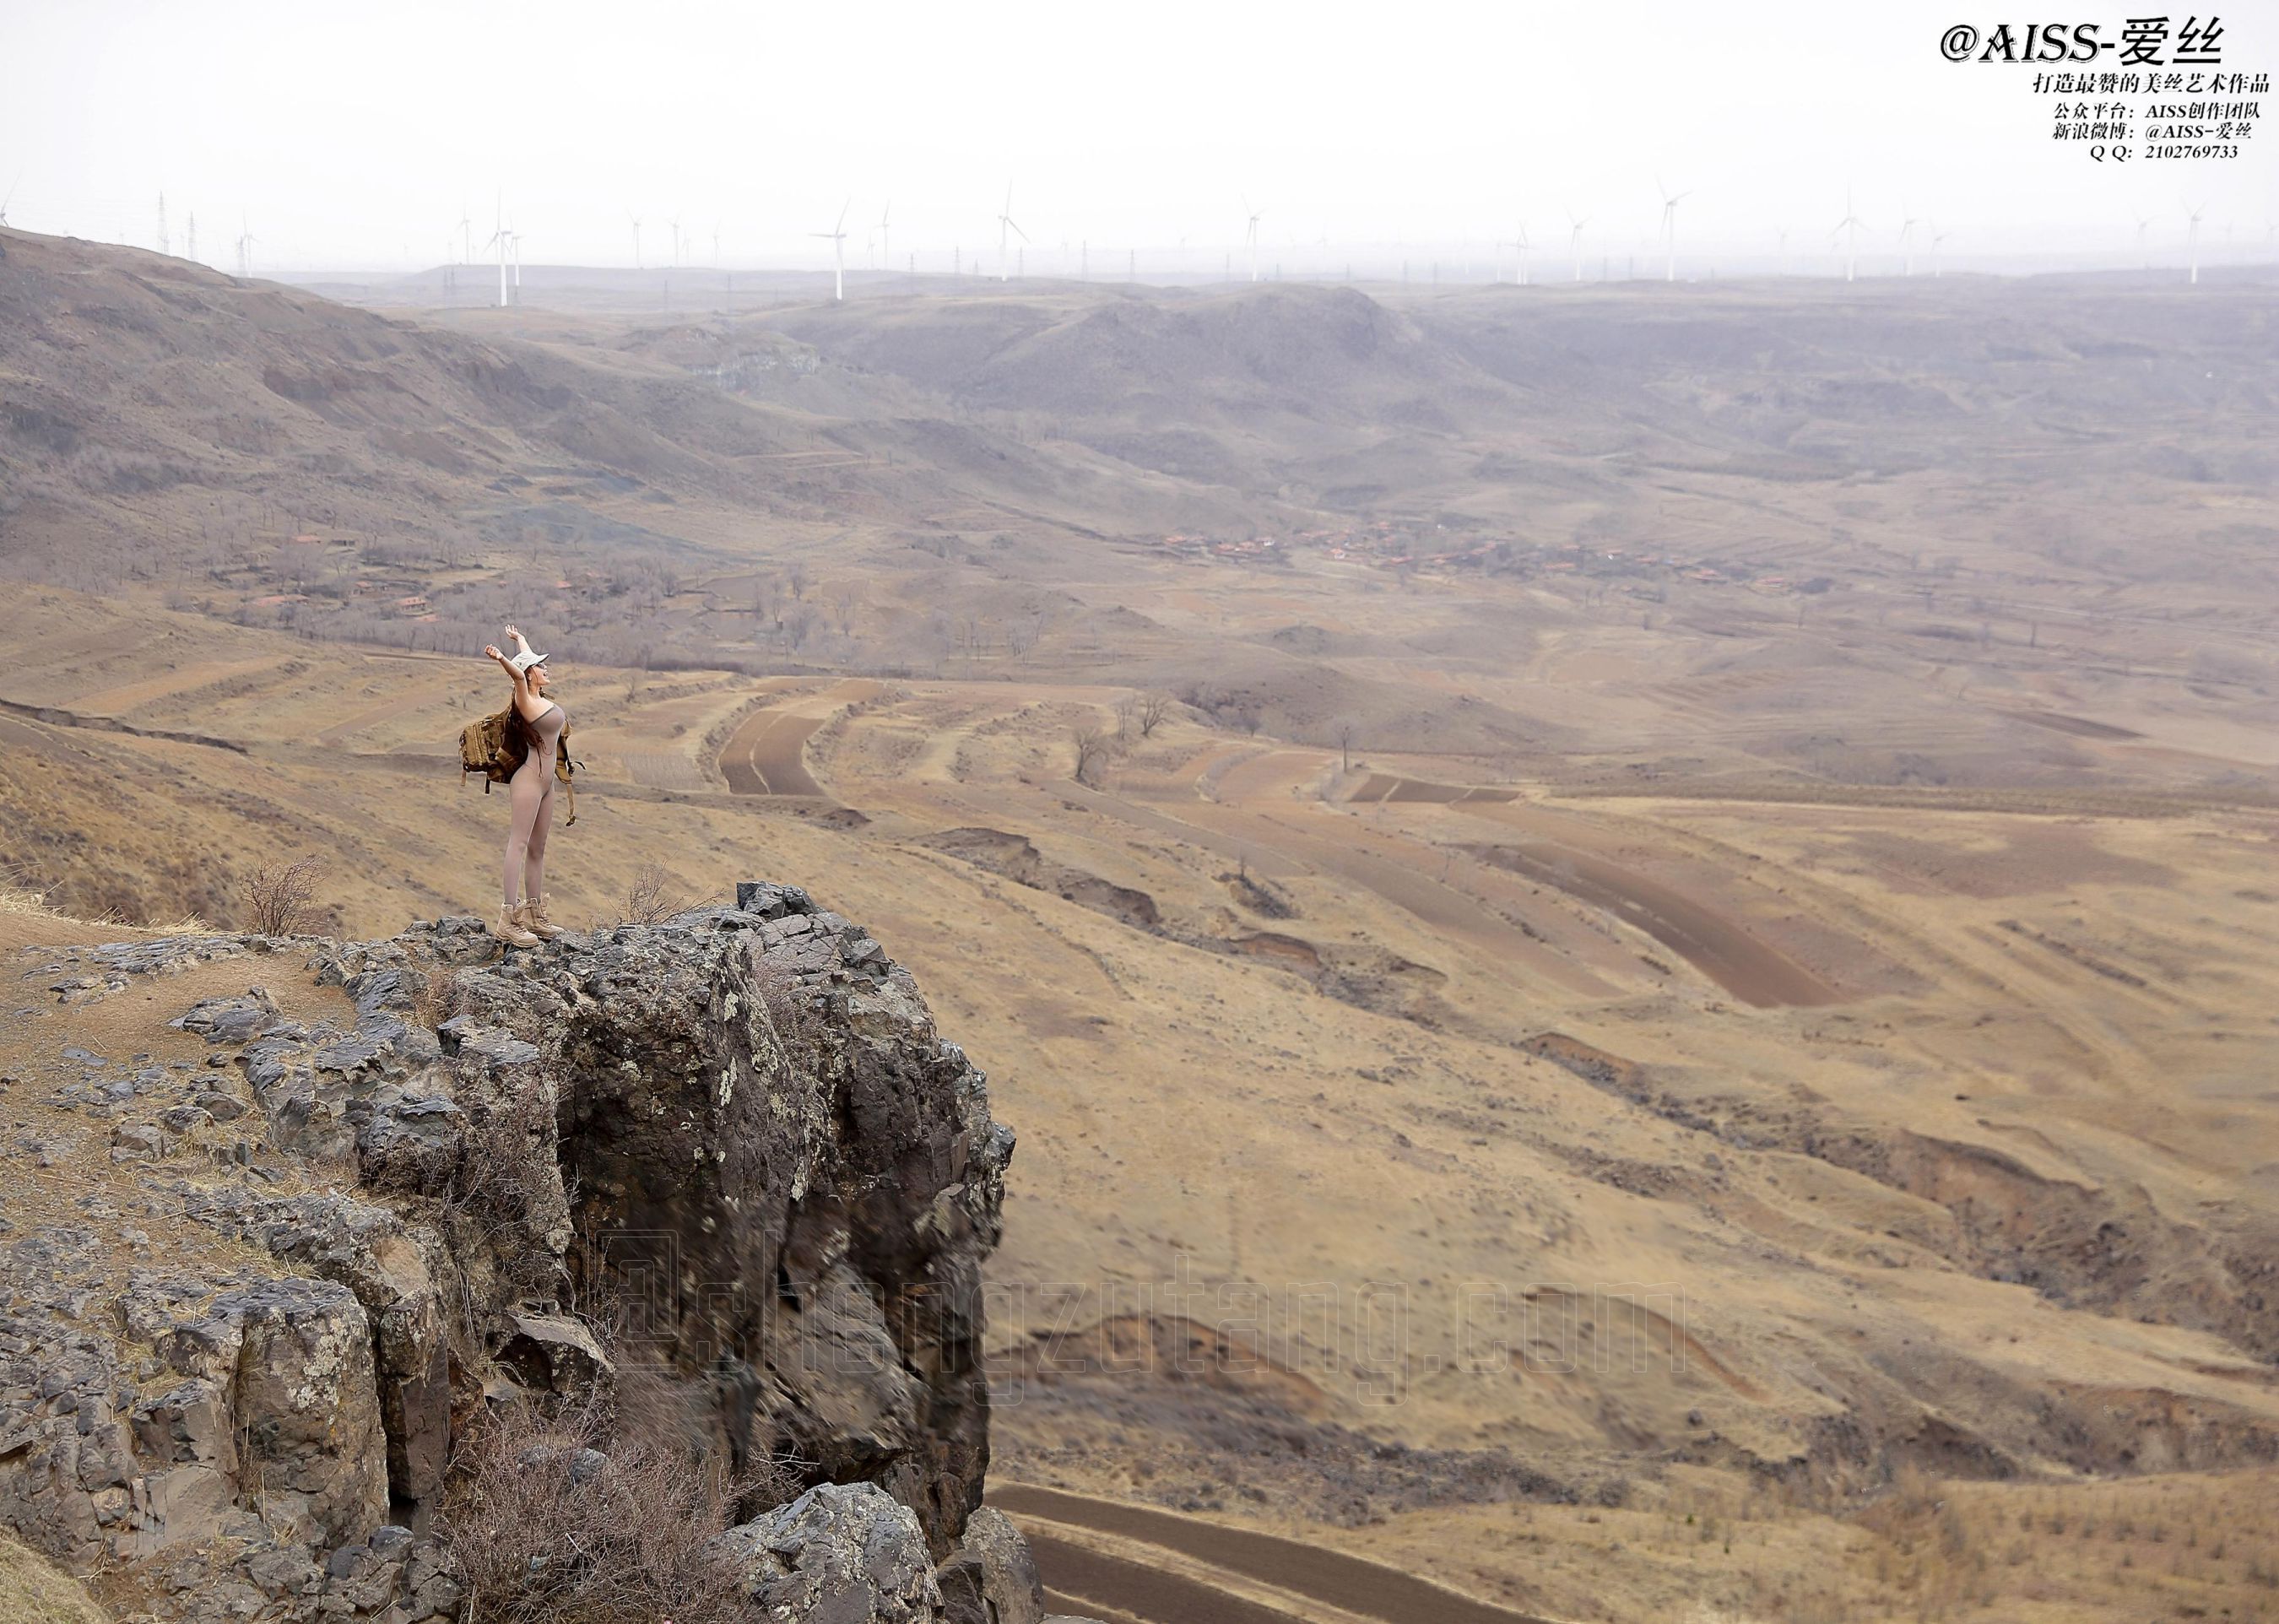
3,0 -> 2273,272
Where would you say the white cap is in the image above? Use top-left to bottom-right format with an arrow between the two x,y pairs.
507,647 -> 549,676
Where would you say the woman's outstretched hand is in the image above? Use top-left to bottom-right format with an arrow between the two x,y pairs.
504,625 -> 525,643
484,645 -> 504,662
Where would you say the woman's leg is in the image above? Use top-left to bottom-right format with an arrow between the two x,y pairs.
504,758 -> 545,910
521,775 -> 555,907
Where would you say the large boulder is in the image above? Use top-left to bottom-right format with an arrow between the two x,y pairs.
936,1506 -> 1045,1624
715,1481 -> 944,1622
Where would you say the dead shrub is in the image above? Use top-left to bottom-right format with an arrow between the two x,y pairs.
409,963 -> 464,1030
246,854 -> 325,935
753,958 -> 826,1069
441,1075 -> 562,1253
437,1394 -> 761,1624
619,863 -> 693,926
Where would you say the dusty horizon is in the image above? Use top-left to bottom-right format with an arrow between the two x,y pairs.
6,0 -> 2273,273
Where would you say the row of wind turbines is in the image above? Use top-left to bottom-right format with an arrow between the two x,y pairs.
807,188 -> 1025,300
1494,183 -> 2233,289
759,181 -> 2243,300
1507,181 -> 1934,286
200,181 -> 2245,302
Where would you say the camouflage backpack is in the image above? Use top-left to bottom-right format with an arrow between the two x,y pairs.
458,708 -> 578,825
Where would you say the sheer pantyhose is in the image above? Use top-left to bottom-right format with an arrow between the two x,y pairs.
502,700 -> 566,911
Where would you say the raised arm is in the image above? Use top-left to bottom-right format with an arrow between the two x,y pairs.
482,643 -> 531,706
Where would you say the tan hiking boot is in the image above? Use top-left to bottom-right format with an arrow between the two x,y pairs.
518,897 -> 566,941
490,907 -> 540,948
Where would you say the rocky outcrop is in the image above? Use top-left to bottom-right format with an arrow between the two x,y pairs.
936,1506 -> 1047,1624
2,887 -> 1021,1621
715,1481 -> 944,1621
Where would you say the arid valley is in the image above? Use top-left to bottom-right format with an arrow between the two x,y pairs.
5,224 -> 2279,1623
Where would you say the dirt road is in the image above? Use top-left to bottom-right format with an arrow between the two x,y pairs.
720,710 -> 828,795
993,1485 -> 1555,1624
716,678 -> 880,797
1450,799 -> 1843,1007
1024,1528 -> 1309,1624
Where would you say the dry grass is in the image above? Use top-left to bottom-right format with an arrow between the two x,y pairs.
1340,1465 -> 2279,1624
752,958 -> 826,1066
409,962 -> 466,1030
441,1074 -> 562,1253
437,1394 -> 761,1624
0,861 -> 207,935
0,1530 -> 107,1624
0,863 -> 65,919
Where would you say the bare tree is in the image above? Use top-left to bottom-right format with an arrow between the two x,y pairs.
785,560 -> 811,601
246,855 -> 325,936
1138,690 -> 1172,737
1114,694 -> 1139,739
1072,726 -> 1112,787
826,581 -> 861,637
957,614 -> 989,673
782,604 -> 818,652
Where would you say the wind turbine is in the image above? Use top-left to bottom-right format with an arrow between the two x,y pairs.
669,215 -> 683,266
2134,212 -> 2154,269
2184,199 -> 2205,284
236,218 -> 257,279
813,198 -> 850,300
629,214 -> 643,269
485,218 -> 510,308
1930,225 -> 1950,277
458,207 -> 473,265
1242,195 -> 1264,282
511,230 -> 522,301
1899,203 -> 1921,276
877,201 -> 890,269
1832,187 -> 1867,282
1513,220 -> 1530,286
996,183 -> 1026,281
1566,209 -> 1588,282
712,222 -> 722,264
1656,176 -> 1690,283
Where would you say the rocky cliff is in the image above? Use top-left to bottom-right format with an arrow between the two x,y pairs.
0,889 -> 1069,1622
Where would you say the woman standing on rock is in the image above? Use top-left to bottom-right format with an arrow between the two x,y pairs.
480,625 -> 570,947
